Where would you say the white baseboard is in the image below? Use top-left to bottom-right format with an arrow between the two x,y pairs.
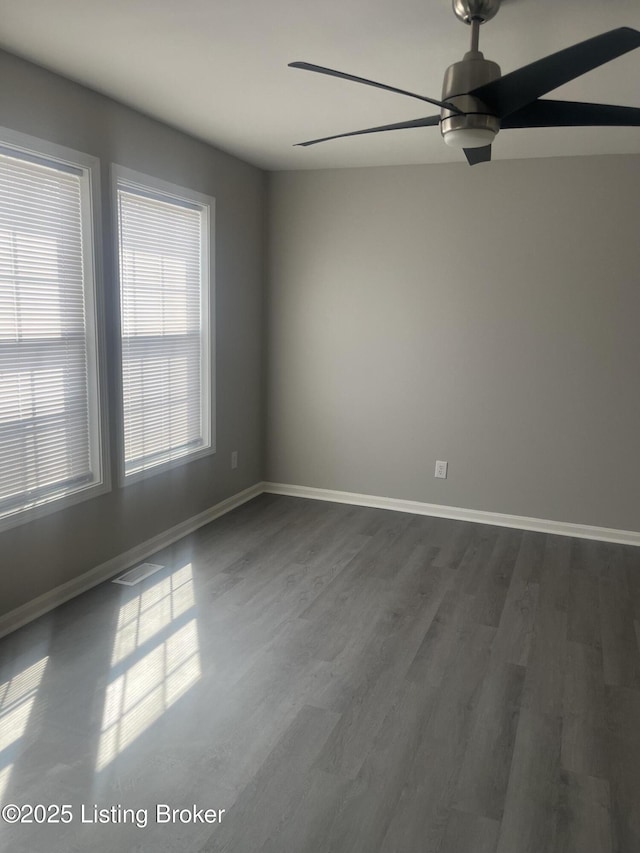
0,482 -> 263,640
4,479 -> 638,639
263,482 -> 640,548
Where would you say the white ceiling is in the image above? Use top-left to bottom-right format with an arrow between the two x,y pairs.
1,0 -> 639,171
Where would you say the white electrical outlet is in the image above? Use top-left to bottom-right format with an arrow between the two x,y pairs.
231,451 -> 238,469
435,460 -> 448,479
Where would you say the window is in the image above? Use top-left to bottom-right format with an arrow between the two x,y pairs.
114,167 -> 213,481
0,129 -> 105,530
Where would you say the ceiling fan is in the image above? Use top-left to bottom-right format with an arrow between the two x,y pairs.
289,0 -> 640,165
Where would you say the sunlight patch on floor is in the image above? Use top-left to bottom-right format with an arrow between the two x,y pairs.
0,656 -> 48,802
96,563 -> 201,771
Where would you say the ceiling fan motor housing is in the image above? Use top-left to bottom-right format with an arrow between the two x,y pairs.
440,51 -> 501,146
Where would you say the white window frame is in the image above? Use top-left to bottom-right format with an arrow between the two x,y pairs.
112,165 -> 215,485
0,127 -> 109,533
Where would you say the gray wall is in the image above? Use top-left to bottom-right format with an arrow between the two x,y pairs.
267,156 -> 640,533
0,50 -> 266,616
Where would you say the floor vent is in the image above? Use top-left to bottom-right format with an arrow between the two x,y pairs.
112,562 -> 164,586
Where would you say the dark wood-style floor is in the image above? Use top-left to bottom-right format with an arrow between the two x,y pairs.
1,494 -> 639,852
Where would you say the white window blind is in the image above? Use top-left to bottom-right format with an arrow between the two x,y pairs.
117,175 -> 211,479
0,142 -> 102,525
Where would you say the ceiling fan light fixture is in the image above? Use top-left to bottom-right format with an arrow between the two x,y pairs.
442,126 -> 497,148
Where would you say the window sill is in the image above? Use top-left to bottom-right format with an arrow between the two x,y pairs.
0,479 -> 111,535
120,443 -> 216,487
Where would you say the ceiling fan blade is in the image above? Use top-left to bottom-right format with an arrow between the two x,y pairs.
471,27 -> 640,118
502,99 -> 640,128
289,62 -> 463,114
464,145 -> 492,165
294,115 -> 440,147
